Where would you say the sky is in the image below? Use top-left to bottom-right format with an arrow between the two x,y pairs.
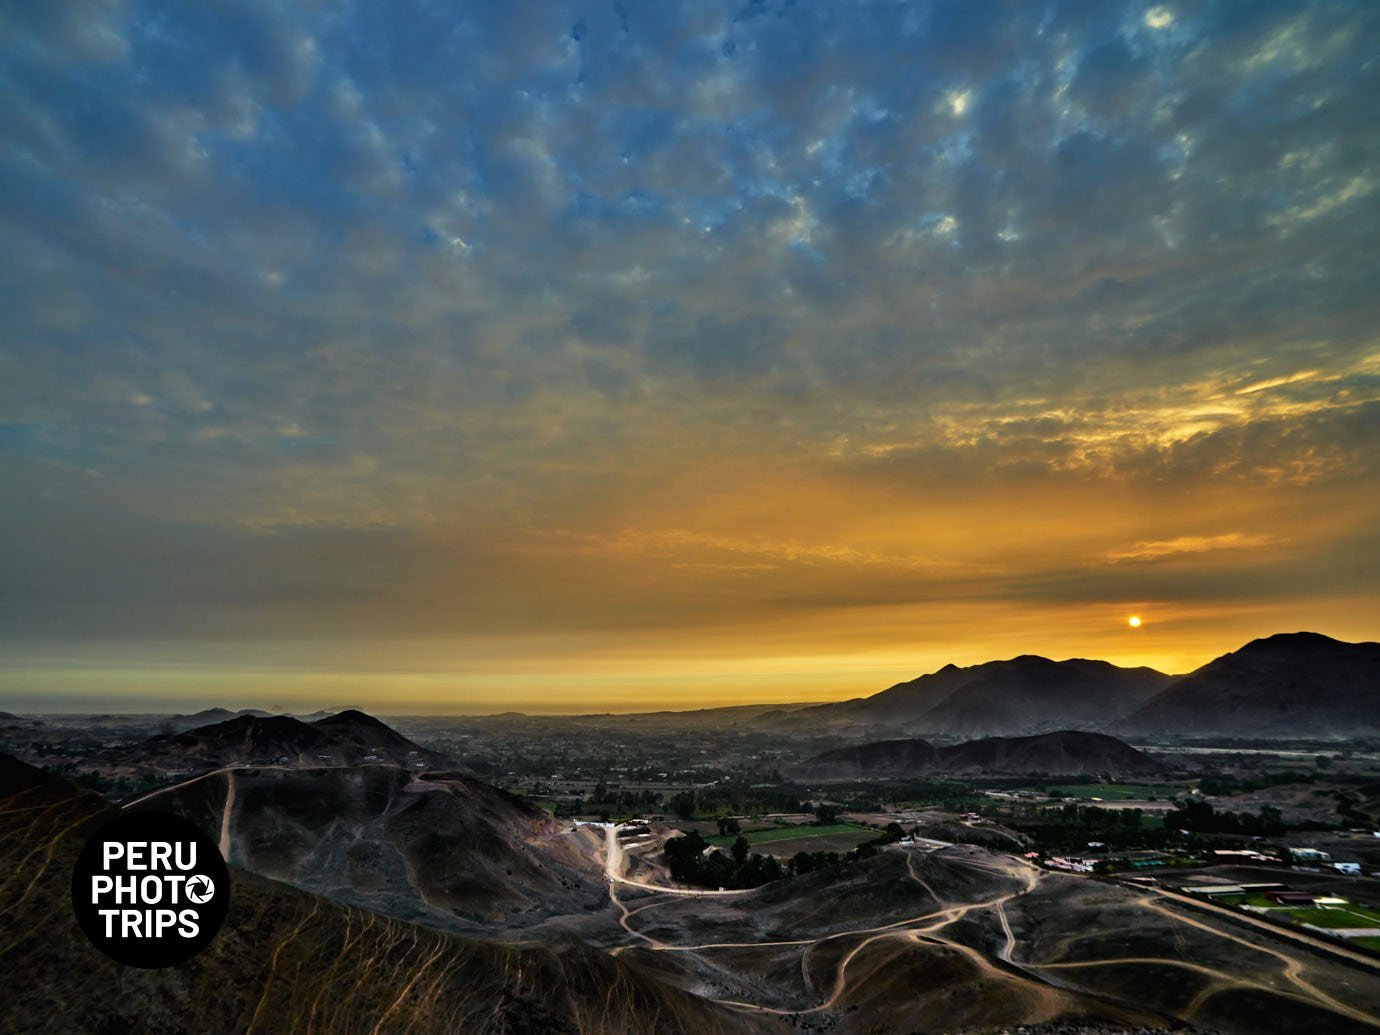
1,1 -> 1377,714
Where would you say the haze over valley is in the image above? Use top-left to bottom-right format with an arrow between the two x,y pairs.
6,630 -> 1380,1032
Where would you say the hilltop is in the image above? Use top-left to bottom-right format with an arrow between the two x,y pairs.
1128,632 -> 1380,738
107,709 -> 456,773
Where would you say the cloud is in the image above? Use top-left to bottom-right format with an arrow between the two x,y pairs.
1104,533 -> 1283,564
1,0 -> 1378,706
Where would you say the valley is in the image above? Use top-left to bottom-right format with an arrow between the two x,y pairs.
5,632 -> 1380,1032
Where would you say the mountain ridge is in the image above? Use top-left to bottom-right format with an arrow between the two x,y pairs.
790,730 -> 1167,782
1128,631 -> 1380,737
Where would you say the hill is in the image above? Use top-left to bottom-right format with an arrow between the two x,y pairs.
1129,632 -> 1380,738
109,709 -> 456,773
791,730 -> 1166,782
792,656 -> 1171,735
165,706 -> 274,732
133,764 -> 605,931
0,754 -> 765,1034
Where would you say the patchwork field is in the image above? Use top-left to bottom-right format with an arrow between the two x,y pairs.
1047,783 -> 1185,801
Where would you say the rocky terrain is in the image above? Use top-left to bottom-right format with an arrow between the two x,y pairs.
133,763 -> 607,932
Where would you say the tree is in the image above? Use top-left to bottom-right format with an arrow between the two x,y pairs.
814,803 -> 839,825
731,835 -> 750,865
664,831 -> 708,883
670,792 -> 696,821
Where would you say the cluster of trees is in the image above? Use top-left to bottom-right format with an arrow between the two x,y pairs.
829,780 -> 976,812
1013,804 -> 1171,852
1196,772 -> 1321,796
666,784 -> 803,821
1164,800 -> 1286,837
589,785 -> 662,809
663,831 -> 784,888
662,822 -> 910,890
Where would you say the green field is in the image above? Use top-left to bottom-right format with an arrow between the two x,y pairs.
1228,895 -> 1380,932
1295,908 -> 1380,929
1047,783 -> 1181,801
704,822 -> 866,847
677,819 -> 793,837
1354,937 -> 1380,952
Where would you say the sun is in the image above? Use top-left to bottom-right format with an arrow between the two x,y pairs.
1128,615 -> 1143,628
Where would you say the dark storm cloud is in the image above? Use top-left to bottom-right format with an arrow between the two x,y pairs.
1,0 -> 1378,681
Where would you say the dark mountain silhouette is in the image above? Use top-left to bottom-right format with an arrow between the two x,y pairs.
935,730 -> 1166,776
791,730 -> 1166,782
794,656 -> 1171,735
109,710 -> 455,772
0,754 -> 756,1034
789,738 -> 940,780
1129,632 -> 1380,737
165,706 -> 273,732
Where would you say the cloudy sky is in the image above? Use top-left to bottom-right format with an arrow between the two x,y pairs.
2,1 -> 1377,713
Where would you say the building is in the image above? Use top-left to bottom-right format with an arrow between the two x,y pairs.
1046,856 -> 1095,873
1334,861 -> 1362,875
1291,847 -> 1331,863
1190,884 -> 1246,897
1265,890 -> 1316,905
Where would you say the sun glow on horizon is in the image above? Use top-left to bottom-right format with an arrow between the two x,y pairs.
1128,615 -> 1143,628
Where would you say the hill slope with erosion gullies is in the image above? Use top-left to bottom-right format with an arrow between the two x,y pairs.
0,754 -> 770,1035
131,763 -> 606,931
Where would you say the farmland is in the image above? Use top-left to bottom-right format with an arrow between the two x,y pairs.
702,822 -> 879,855
1047,782 -> 1185,801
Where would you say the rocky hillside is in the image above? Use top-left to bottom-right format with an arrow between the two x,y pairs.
108,709 -> 455,773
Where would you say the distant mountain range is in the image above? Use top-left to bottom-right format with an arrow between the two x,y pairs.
790,730 -> 1166,782
774,632 -> 1378,739
107,709 -> 455,772
794,656 -> 1170,736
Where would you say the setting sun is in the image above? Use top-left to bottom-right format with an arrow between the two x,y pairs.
1128,615 -> 1143,628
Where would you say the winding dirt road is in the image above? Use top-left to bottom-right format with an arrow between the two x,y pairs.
597,827 -> 1380,1027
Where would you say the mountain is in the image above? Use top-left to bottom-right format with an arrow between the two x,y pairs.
109,709 -> 455,773
0,754 -> 756,1035
133,764 -> 604,931
789,738 -> 940,780
934,730 -> 1167,776
165,706 -> 274,732
791,730 -> 1166,782
794,656 -> 1172,735
1129,632 -> 1380,738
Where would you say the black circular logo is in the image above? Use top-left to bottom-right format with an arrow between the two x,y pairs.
70,810 -> 230,968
